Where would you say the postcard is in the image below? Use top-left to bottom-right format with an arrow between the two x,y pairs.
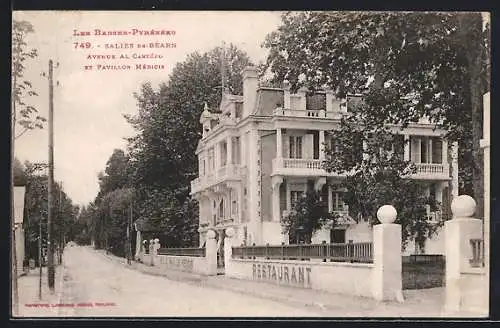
11,10 -> 490,318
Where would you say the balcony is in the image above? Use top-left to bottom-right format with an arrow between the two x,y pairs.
426,211 -> 442,223
190,164 -> 241,194
273,108 -> 347,120
272,158 -> 345,177
413,163 -> 450,180
272,158 -> 450,180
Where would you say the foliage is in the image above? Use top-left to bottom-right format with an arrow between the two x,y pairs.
121,44 -> 251,246
263,12 -> 490,219
281,189 -> 336,244
12,20 -> 46,139
16,159 -> 79,263
263,12 -> 489,248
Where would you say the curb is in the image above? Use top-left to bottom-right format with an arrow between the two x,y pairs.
94,250 -> 455,317
97,251 -> 335,313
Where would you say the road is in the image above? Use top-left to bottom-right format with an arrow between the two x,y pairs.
57,246 -> 324,317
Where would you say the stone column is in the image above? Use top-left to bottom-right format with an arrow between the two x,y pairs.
205,230 -> 218,276
404,135 -> 410,161
442,138 -> 448,165
276,128 -> 282,161
298,87 -> 307,111
480,91 -> 490,277
325,89 -> 334,112
451,142 -> 459,197
272,176 -> 283,222
224,227 -> 235,276
372,205 -> 404,302
149,239 -> 154,266
135,229 -> 142,260
283,81 -> 291,109
445,195 -> 483,313
319,130 -> 325,161
227,137 -> 232,166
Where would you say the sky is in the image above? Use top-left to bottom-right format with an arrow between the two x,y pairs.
13,11 -> 283,206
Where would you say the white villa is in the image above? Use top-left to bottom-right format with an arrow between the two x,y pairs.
190,66 -> 459,255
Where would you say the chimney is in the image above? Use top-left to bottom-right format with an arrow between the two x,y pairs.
242,66 -> 258,117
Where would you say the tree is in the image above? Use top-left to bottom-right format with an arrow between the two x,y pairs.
125,44 -> 252,245
11,20 -> 45,314
12,20 -> 45,139
282,189 -> 336,244
263,12 -> 490,221
97,149 -> 132,195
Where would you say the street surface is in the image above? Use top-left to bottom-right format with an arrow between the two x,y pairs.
56,246 -> 324,317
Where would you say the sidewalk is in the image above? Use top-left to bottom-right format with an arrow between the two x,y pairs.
95,249 -> 485,318
16,266 -> 65,317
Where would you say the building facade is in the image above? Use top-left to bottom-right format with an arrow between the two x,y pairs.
190,66 -> 458,255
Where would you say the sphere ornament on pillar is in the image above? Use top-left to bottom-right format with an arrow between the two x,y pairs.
206,230 -> 216,239
225,227 -> 235,238
451,195 -> 476,218
377,205 -> 397,224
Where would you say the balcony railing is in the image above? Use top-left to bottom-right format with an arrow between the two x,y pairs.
191,164 -> 241,193
469,239 -> 485,268
274,108 -> 326,118
232,242 -> 373,263
415,163 -> 446,175
157,247 -> 206,257
283,158 -> 322,169
426,211 -> 442,223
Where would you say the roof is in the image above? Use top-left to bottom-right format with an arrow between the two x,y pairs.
14,186 -> 26,225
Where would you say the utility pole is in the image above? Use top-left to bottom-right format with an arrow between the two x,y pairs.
47,59 -> 55,291
38,218 -> 42,300
59,182 -> 63,264
11,55 -> 19,318
127,200 -> 132,265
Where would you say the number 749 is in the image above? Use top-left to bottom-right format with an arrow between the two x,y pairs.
74,42 -> 91,49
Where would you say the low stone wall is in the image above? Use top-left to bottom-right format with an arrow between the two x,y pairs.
155,254 -> 215,276
226,258 -> 374,298
459,269 -> 488,315
224,205 -> 404,302
141,253 -> 151,264
445,195 -> 489,316
138,231 -> 218,276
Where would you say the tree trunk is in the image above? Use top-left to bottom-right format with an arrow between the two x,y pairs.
458,13 -> 485,220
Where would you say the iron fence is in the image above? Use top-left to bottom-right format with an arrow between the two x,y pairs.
402,254 -> 444,264
469,239 -> 485,268
157,247 -> 206,257
232,242 -> 373,263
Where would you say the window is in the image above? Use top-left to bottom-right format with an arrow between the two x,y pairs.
330,229 -> 346,244
235,103 -> 243,119
230,190 -> 238,216
232,137 -> 241,165
332,191 -> 346,212
432,138 -> 443,164
218,199 -> 224,221
412,137 -> 443,164
208,148 -> 215,171
291,191 -> 303,208
220,142 -> 227,166
289,136 -> 303,159
330,137 -> 340,153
